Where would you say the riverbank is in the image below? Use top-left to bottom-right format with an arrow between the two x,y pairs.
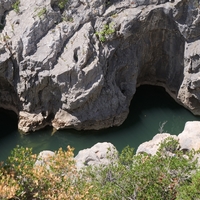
0,85 -> 200,162
2,123 -> 200,199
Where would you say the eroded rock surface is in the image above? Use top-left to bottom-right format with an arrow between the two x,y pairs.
0,0 -> 200,132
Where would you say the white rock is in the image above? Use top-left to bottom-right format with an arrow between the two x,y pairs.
75,142 -> 118,170
0,0 -> 200,133
34,150 -> 55,168
178,121 -> 200,151
136,133 -> 178,155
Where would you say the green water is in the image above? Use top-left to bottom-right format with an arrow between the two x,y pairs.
0,85 -> 200,161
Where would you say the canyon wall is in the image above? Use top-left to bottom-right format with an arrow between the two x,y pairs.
0,0 -> 200,132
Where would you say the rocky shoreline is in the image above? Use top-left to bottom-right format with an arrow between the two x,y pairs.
36,121 -> 200,169
1,0 -> 200,132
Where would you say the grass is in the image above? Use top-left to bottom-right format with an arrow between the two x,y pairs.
37,7 -> 47,18
12,0 -> 20,13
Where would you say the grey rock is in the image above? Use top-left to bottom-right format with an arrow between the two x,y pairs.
75,142 -> 118,170
0,0 -> 200,132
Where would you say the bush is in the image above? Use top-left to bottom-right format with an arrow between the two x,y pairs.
0,137 -> 200,199
0,146 -> 97,200
82,137 -> 199,200
177,170 -> 200,200
37,8 -> 47,18
95,23 -> 115,42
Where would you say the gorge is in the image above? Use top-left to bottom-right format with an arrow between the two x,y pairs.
0,0 -> 200,133
0,85 -> 200,162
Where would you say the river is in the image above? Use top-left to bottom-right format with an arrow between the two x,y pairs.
0,85 -> 200,161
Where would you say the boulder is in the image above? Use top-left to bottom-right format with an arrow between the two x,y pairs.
136,133 -> 178,155
178,121 -> 200,151
136,121 -> 200,156
75,142 -> 118,170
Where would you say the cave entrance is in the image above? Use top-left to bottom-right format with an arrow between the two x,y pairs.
0,107 -> 18,137
128,84 -> 200,138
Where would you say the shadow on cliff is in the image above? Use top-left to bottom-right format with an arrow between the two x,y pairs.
0,108 -> 18,137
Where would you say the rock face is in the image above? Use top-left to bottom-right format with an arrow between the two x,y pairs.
0,0 -> 200,132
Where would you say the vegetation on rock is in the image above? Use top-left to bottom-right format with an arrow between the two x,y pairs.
95,23 -> 115,42
0,138 -> 200,199
37,7 -> 47,18
12,0 -> 20,13
58,0 -> 68,10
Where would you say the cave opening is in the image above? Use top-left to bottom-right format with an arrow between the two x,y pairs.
0,108 -> 18,137
128,84 -> 200,137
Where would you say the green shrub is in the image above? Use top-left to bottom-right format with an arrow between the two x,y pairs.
177,170 -> 200,199
0,146 -> 97,200
95,23 -> 115,42
83,137 -> 199,200
12,0 -> 20,13
37,7 -> 47,18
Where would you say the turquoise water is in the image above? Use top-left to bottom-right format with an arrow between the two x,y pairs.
0,85 -> 200,161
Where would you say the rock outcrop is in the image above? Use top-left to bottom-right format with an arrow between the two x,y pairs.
137,121 -> 200,155
75,142 -> 118,170
0,0 -> 200,132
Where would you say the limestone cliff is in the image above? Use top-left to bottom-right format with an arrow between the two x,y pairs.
0,0 -> 200,132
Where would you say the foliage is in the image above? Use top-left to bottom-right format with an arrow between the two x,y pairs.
58,0 -> 68,10
62,16 -> 74,23
1,138 -> 200,199
95,23 -> 115,42
82,137 -> 199,200
12,0 -> 20,13
177,170 -> 200,199
37,7 -> 47,18
0,146 -> 97,200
